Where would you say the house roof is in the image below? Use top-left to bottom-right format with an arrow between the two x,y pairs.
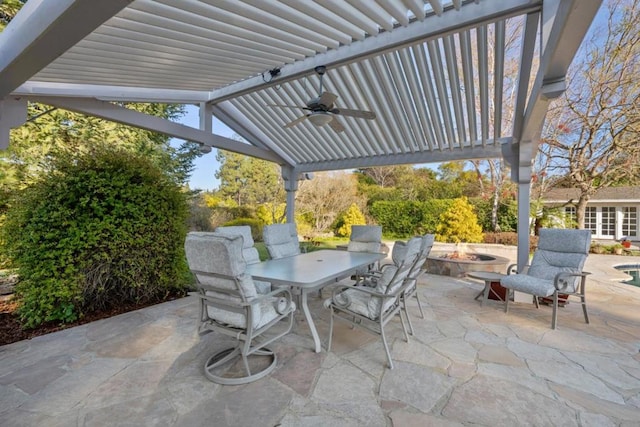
543,186 -> 640,204
0,0 -> 602,178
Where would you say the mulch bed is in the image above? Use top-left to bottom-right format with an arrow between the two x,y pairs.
0,291 -> 188,347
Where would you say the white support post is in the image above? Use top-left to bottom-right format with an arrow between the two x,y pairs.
517,181 -> 531,271
281,166 -> 298,224
199,102 -> 212,134
0,97 -> 27,149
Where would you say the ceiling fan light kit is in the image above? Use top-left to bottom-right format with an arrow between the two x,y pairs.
266,65 -> 376,132
308,112 -> 333,126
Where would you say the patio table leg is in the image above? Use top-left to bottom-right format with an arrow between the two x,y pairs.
300,288 -> 322,353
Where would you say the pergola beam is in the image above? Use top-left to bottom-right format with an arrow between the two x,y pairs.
28,96 -> 284,163
13,82 -> 211,104
210,103 -> 296,167
207,0 -> 543,104
291,139 -> 509,173
0,0 -> 134,98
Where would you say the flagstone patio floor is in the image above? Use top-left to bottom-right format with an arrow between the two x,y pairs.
1,254 -> 639,426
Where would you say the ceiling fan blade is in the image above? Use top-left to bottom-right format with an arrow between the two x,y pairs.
284,115 -> 309,128
318,92 -> 338,107
328,117 -> 345,133
267,103 -> 307,110
330,108 -> 376,120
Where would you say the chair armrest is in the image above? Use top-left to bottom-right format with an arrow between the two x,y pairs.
507,263 -> 530,275
553,271 -> 591,292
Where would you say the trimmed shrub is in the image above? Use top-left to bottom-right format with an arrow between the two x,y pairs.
334,203 -> 366,237
435,197 -> 484,243
369,199 -> 454,238
222,217 -> 264,242
2,147 -> 190,328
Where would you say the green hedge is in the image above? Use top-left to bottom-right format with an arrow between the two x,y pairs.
2,147 -> 190,328
221,217 -> 264,242
369,199 -> 454,237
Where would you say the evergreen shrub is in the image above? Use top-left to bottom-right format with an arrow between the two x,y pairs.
369,199 -> 453,237
334,203 -> 366,237
435,197 -> 484,243
2,147 -> 190,328
222,217 -> 263,242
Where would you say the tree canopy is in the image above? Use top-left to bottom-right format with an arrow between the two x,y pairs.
537,0 -> 640,227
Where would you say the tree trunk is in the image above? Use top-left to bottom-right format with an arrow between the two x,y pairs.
491,185 -> 501,232
575,193 -> 590,229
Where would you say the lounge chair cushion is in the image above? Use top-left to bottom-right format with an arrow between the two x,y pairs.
500,274 -> 556,297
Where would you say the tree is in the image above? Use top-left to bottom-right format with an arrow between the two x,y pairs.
1,4 -> 200,204
437,162 -> 485,198
296,171 -> 362,234
0,1 -> 23,31
215,150 -> 285,208
435,197 -> 484,243
538,0 -> 640,228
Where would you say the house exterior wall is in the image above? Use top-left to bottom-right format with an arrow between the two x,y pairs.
557,202 -> 639,242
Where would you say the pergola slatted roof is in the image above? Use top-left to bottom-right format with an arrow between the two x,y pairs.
0,0 -> 602,268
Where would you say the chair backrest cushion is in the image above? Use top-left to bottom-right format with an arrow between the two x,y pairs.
348,225 -> 382,253
391,236 -> 422,268
527,228 -> 591,291
263,223 -> 300,259
367,236 -> 421,317
408,234 -> 435,280
215,225 -> 260,265
214,225 -> 270,293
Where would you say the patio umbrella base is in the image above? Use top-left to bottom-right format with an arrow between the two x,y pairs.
204,346 -> 277,385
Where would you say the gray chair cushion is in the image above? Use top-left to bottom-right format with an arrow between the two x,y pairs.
500,274 -> 556,297
350,225 -> 382,244
214,226 -> 270,293
263,223 -> 300,259
215,226 -> 260,265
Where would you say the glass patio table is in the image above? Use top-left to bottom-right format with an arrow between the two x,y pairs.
247,249 -> 386,353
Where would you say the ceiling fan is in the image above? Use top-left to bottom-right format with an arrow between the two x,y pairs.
267,65 -> 376,133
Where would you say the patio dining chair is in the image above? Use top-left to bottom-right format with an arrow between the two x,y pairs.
500,228 -> 591,329
184,232 -> 295,385
402,234 -> 434,331
263,223 -> 300,259
348,224 -> 383,277
324,236 -> 421,369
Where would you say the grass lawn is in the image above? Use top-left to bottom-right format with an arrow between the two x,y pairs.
255,239 -> 348,261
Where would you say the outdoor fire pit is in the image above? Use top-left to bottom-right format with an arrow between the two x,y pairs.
425,250 -> 510,277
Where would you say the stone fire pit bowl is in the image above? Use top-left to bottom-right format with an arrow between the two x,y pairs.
425,251 -> 511,278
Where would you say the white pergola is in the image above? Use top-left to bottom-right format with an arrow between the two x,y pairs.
0,0 -> 602,269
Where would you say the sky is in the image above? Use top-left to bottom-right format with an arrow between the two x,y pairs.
172,104 -> 228,191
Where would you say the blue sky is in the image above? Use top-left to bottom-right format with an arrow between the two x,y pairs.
172,104 -> 228,191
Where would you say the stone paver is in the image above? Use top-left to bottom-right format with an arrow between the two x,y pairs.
1,253 -> 639,426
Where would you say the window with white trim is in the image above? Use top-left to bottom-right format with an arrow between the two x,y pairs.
623,207 -> 637,238
585,207 -> 597,234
